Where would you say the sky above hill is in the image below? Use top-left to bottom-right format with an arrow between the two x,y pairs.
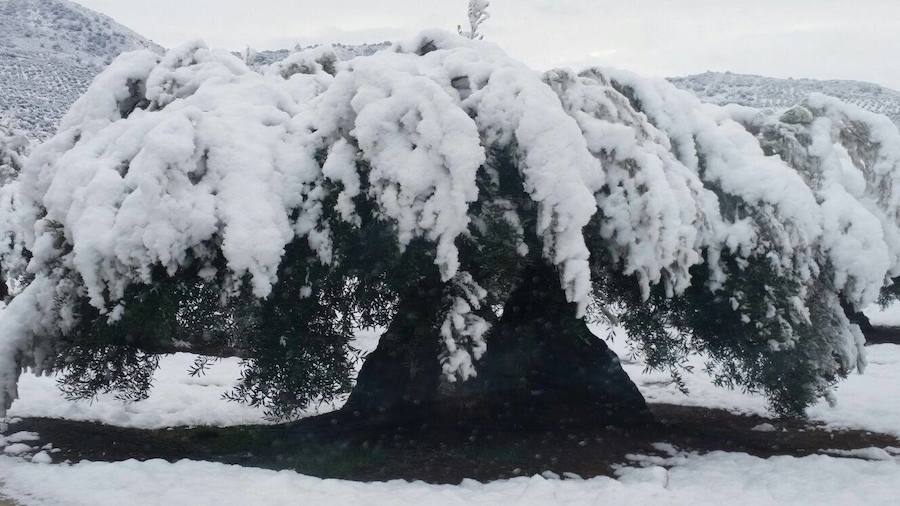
77,0 -> 900,89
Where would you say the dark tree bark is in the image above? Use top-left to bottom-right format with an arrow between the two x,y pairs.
343,273 -> 446,421
842,298 -> 873,336
344,262 -> 652,428
462,263 -> 652,426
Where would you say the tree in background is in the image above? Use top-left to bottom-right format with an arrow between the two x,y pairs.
2,32 -> 900,427
240,45 -> 258,66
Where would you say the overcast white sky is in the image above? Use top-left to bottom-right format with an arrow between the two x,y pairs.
78,0 -> 900,89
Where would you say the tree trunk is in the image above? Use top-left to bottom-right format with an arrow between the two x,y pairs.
344,263 -> 652,428
342,271 -> 446,423
461,263 -> 652,427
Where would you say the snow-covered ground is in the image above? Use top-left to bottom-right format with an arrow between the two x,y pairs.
866,303 -> 900,327
2,325 -> 900,505
5,329 -> 383,428
8,353 -> 299,428
615,339 -> 900,438
1,449 -> 899,506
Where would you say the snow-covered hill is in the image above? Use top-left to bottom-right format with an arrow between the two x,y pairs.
4,0 -> 900,138
0,0 -> 161,139
671,71 -> 900,126
0,0 -> 388,140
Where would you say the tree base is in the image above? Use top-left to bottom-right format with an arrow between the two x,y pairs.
344,264 -> 652,429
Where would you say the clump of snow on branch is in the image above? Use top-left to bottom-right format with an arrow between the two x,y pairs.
546,69 -> 713,298
730,95 -> 900,307
2,30 -> 900,415
594,68 -> 900,384
0,276 -> 61,416
393,32 -> 605,314
0,122 -> 32,318
0,120 -> 28,184
316,45 -> 486,280
0,122 -> 30,286
440,273 -> 490,381
458,0 -> 490,40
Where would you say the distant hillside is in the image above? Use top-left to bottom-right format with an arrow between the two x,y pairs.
671,72 -> 900,126
0,0 -> 389,140
4,2 -> 899,140
251,42 -> 391,67
0,0 -> 161,139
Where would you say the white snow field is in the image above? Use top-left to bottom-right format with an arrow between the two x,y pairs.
1,449 -> 899,506
4,328 -> 382,428
7,353 -> 292,428
620,340 -> 900,438
866,303 -> 900,327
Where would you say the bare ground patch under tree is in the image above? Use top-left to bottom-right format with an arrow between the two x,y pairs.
8,403 -> 898,484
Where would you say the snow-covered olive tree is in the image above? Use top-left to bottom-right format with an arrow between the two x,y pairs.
2,32 -> 900,424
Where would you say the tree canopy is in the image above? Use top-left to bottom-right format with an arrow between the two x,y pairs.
2,31 -> 900,419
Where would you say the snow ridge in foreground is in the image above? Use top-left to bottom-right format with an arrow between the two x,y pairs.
1,451 -> 899,506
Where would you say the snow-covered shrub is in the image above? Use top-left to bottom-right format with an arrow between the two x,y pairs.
1,31 -> 900,417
